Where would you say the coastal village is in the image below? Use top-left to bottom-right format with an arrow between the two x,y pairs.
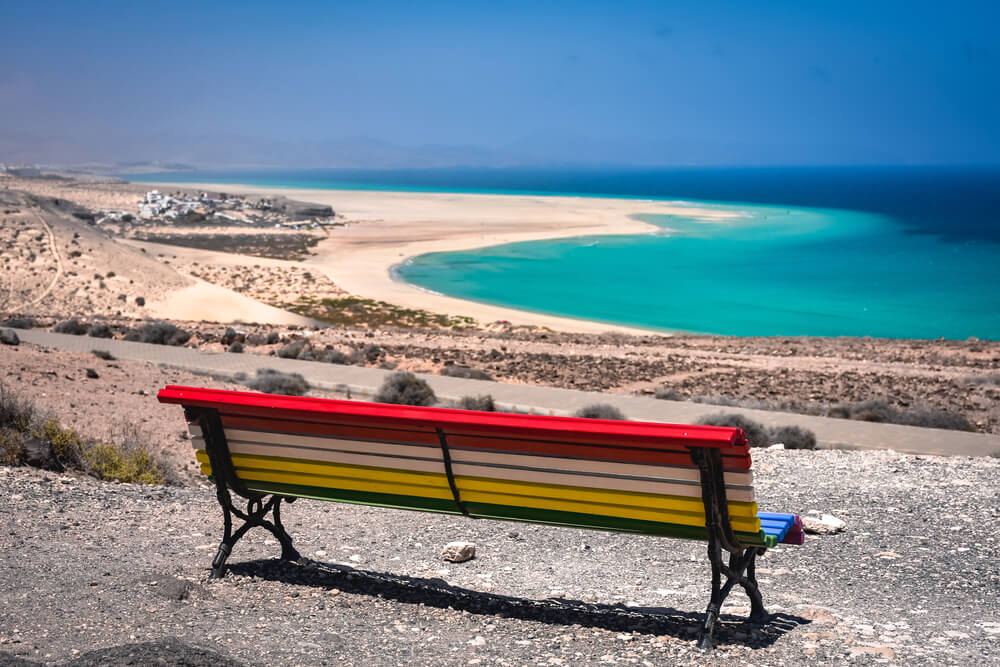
103,189 -> 343,231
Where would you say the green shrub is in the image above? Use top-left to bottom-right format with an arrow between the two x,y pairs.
83,442 -> 163,485
248,369 -> 309,396
767,425 -> 817,450
573,404 -> 626,420
458,395 -> 496,411
441,365 -> 494,381
696,413 -> 769,447
374,372 -> 437,406
35,417 -> 85,468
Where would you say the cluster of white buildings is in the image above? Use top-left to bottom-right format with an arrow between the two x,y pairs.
138,190 -> 249,220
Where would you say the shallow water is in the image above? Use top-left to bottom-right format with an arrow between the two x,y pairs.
399,203 -> 1000,339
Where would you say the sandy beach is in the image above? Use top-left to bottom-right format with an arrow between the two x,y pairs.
146,183 -> 743,333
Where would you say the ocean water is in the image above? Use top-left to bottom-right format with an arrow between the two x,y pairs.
130,167 -> 1000,339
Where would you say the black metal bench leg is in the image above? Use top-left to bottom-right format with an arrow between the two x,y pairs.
209,491 -> 301,578
741,548 -> 769,624
269,497 -> 301,563
210,485 -> 236,579
697,539 -> 725,651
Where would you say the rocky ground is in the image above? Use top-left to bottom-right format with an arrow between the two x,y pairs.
1,448 -> 997,666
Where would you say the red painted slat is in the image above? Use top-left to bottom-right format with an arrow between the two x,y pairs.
158,386 -> 749,453
210,416 -> 750,470
444,434 -> 751,470
220,414 -> 442,446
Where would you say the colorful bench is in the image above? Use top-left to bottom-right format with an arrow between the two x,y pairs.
158,385 -> 803,650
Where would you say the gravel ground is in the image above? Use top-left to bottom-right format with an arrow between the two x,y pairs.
1,449 -> 997,666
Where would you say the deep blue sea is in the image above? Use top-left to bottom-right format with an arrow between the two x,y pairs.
130,167 -> 1000,339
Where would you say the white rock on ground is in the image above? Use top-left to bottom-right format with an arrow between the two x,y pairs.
442,541 -> 476,563
802,513 -> 847,534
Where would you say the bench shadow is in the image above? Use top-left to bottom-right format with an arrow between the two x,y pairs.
227,558 -> 809,648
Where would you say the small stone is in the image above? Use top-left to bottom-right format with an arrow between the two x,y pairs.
85,368 -> 99,379
442,541 -> 476,563
314,550 -> 327,557
767,443 -> 785,450
0,329 -> 19,346
468,635 -> 486,646
802,513 -> 846,534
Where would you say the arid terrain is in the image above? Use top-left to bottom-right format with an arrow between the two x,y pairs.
3,172 -> 998,436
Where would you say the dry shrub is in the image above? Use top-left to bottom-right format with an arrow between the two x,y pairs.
767,425 -> 817,450
0,427 -> 25,465
696,413 -> 769,447
248,369 -> 309,396
88,323 -> 114,338
441,365 -> 494,381
2,317 -> 36,329
573,404 -> 626,420
277,339 -> 310,359
54,318 -> 90,335
374,372 -> 436,406
458,395 -> 496,411
654,387 -> 685,401
0,380 -> 37,433
126,322 -> 192,346
828,399 -> 973,431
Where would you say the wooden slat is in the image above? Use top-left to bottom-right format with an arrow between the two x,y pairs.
195,451 -> 760,528
189,424 -> 753,488
190,433 -> 755,502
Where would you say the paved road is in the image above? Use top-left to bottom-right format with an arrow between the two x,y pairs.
14,329 -> 1000,457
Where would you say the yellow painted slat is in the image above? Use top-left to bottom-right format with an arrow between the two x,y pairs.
455,476 -> 758,519
197,450 -> 451,496
197,450 -> 761,532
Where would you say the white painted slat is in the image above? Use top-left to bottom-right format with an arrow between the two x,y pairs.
190,423 -> 755,502
202,439 -> 753,502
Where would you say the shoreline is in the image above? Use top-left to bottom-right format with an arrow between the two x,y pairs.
144,181 -> 744,334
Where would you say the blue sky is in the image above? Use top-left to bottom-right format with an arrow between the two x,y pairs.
1,0 -> 998,166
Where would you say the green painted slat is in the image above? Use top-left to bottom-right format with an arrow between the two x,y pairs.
243,479 -> 771,547
247,480 -> 461,514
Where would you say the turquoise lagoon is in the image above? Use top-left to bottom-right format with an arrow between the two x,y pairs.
397,202 -> 1000,339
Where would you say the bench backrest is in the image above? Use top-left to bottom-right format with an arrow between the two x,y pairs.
159,386 -> 794,548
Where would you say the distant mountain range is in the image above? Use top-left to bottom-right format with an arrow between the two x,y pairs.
0,129 -> 925,173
